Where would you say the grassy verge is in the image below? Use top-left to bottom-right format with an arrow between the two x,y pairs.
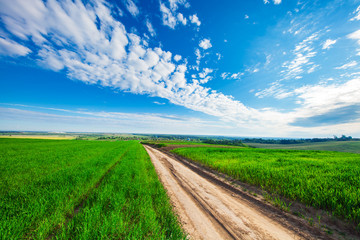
172,147 -> 360,227
0,138 -> 184,239
56,142 -> 185,239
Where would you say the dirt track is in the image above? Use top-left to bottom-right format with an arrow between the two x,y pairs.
144,145 -> 326,240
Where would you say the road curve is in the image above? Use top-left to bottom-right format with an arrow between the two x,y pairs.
144,145 -> 306,240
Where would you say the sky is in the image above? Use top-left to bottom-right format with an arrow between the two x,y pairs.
1,0 -> 360,137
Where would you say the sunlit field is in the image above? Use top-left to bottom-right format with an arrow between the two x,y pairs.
0,139 -> 184,239
172,147 -> 360,226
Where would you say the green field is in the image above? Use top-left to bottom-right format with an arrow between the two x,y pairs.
0,138 -> 184,239
172,147 -> 360,226
246,141 -> 360,153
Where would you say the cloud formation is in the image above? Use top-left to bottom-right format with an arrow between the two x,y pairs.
199,39 -> 212,50
1,0 -> 360,137
146,19 -> 156,36
125,0 -> 139,17
282,33 -> 319,80
263,0 -> 282,5
189,14 -> 201,26
335,61 -> 357,70
159,0 -> 189,29
322,39 -> 337,49
0,0 -> 265,128
0,37 -> 31,56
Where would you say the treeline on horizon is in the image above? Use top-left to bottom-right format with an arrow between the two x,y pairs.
94,134 -> 359,145
242,135 -> 357,144
145,134 -> 358,146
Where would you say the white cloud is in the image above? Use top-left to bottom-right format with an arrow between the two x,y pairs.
293,78 -> 360,115
244,15 -> 249,19
177,13 -> 187,25
281,33 -> 319,80
159,0 -> 189,29
322,39 -> 337,49
189,14 -> 201,26
263,0 -> 281,4
0,37 -> 31,56
168,0 -> 190,11
347,29 -> 360,45
221,72 -> 229,79
265,54 -> 271,66
216,53 -> 222,60
307,64 -> 319,73
335,61 -> 357,70
153,101 -> 165,105
194,48 -> 203,67
146,19 -> 156,37
198,68 -> 213,83
125,0 -> 139,17
199,38 -> 212,50
174,54 -> 182,61
220,72 -> 243,80
350,5 -> 360,21
230,73 -> 242,79
160,3 -> 177,29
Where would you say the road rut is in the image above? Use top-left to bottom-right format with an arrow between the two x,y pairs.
144,145 -> 310,240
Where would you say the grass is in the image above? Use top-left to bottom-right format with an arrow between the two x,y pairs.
246,141 -> 360,154
0,138 -> 184,239
172,147 -> 360,226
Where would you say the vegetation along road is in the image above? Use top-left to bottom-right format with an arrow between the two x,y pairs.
144,145 -> 335,240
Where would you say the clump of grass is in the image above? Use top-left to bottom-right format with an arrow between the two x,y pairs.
172,147 -> 360,225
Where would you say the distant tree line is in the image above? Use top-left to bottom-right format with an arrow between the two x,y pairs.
97,136 -> 148,140
242,135 -> 357,145
201,139 -> 246,146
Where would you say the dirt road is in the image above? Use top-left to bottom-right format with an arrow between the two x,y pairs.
144,145 -> 325,240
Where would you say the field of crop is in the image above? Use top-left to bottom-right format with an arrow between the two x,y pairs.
246,141 -> 360,154
172,147 -> 360,226
0,138 -> 184,239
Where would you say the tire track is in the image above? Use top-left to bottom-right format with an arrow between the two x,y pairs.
46,147 -> 131,239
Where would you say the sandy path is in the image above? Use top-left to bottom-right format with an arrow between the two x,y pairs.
144,145 -> 307,240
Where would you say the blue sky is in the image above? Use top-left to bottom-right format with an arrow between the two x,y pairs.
1,0 -> 360,137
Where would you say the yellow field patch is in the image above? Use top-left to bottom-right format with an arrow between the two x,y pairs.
0,135 -> 75,140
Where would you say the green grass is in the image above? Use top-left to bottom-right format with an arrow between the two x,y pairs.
172,147 -> 360,226
246,141 -> 360,153
0,138 -> 184,239
56,142 -> 185,239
